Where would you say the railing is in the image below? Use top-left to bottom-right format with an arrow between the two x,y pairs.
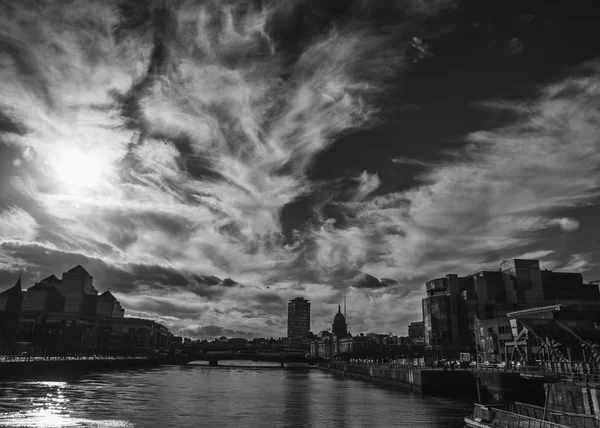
0,355 -> 151,363
322,360 -> 600,382
471,404 -> 574,428
511,402 -> 600,428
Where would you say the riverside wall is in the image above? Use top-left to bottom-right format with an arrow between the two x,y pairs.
0,356 -> 190,380
320,362 -> 475,397
319,362 -> 545,404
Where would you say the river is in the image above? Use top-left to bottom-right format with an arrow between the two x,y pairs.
0,361 -> 473,427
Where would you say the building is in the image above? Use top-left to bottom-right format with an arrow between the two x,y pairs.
422,274 -> 477,357
21,279 -> 65,314
287,297 -> 310,347
423,258 -> 600,357
408,321 -> 424,339
59,265 -> 99,314
310,330 -> 332,359
0,275 -> 24,347
95,291 -> 125,318
475,304 -> 600,364
309,305 -> 353,358
332,305 -> 348,338
1,265 -> 172,357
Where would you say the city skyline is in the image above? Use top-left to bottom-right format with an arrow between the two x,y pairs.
1,0 -> 600,340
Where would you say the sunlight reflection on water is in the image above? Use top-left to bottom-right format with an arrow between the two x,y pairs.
0,408 -> 138,428
0,366 -> 472,427
0,380 -> 138,427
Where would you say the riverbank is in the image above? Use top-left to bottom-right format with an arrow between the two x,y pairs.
319,362 -> 545,404
0,356 -> 192,380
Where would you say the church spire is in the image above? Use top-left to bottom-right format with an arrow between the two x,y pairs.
338,304 -> 341,313
14,273 -> 22,291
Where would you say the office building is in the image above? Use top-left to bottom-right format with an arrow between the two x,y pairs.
287,297 -> 310,346
423,258 -> 600,357
422,274 -> 477,356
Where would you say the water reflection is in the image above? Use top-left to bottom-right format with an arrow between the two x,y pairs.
282,370 -> 312,427
0,366 -> 472,428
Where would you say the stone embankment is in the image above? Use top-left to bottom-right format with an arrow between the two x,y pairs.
319,362 -> 545,404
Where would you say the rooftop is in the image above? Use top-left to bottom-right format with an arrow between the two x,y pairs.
66,265 -> 91,276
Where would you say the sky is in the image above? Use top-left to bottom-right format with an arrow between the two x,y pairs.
1,0 -> 599,339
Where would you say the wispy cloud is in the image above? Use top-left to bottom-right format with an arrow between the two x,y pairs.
312,62 -> 600,296
1,0 -> 450,335
2,0 -> 597,338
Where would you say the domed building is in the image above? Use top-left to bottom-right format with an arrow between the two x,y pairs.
332,305 -> 348,338
310,304 -> 352,359
331,305 -> 351,357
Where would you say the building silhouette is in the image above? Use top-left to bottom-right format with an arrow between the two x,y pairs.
0,266 -> 171,357
287,297 -> 310,347
422,258 -> 600,360
332,305 -> 348,338
0,275 -> 24,346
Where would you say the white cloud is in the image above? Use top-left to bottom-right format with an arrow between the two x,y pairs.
0,208 -> 37,241
312,63 -> 600,291
548,217 -> 580,232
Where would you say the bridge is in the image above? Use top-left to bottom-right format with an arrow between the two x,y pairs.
181,349 -> 312,367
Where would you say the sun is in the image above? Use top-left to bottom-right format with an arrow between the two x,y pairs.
54,150 -> 108,191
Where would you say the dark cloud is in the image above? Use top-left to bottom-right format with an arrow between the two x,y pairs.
350,273 -> 390,289
222,278 -> 238,287
0,241 -> 239,300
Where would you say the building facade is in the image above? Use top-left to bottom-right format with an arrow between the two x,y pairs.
408,321 -> 424,339
423,258 -> 600,358
0,266 -> 172,356
422,274 -> 477,356
59,265 -> 99,314
287,297 -> 310,347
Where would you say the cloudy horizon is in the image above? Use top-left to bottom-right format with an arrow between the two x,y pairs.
1,0 -> 599,340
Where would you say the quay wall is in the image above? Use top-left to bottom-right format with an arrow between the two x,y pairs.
0,357 -> 189,380
319,362 -> 476,397
319,362 -> 545,403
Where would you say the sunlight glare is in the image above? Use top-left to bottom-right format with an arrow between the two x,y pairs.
55,150 -> 109,191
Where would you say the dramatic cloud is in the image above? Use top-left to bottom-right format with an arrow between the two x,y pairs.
1,0 -> 598,337
312,62 -> 600,310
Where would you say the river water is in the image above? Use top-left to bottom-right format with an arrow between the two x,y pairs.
0,361 -> 472,427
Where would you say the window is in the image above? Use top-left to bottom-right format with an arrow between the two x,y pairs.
498,325 -> 511,335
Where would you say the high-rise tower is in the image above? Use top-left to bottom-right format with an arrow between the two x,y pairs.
287,297 -> 311,346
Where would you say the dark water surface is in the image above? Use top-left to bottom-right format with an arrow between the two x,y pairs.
0,361 -> 472,427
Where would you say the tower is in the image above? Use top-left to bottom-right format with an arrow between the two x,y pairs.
287,297 -> 311,347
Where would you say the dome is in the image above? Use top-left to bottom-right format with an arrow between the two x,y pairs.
332,305 -> 348,338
